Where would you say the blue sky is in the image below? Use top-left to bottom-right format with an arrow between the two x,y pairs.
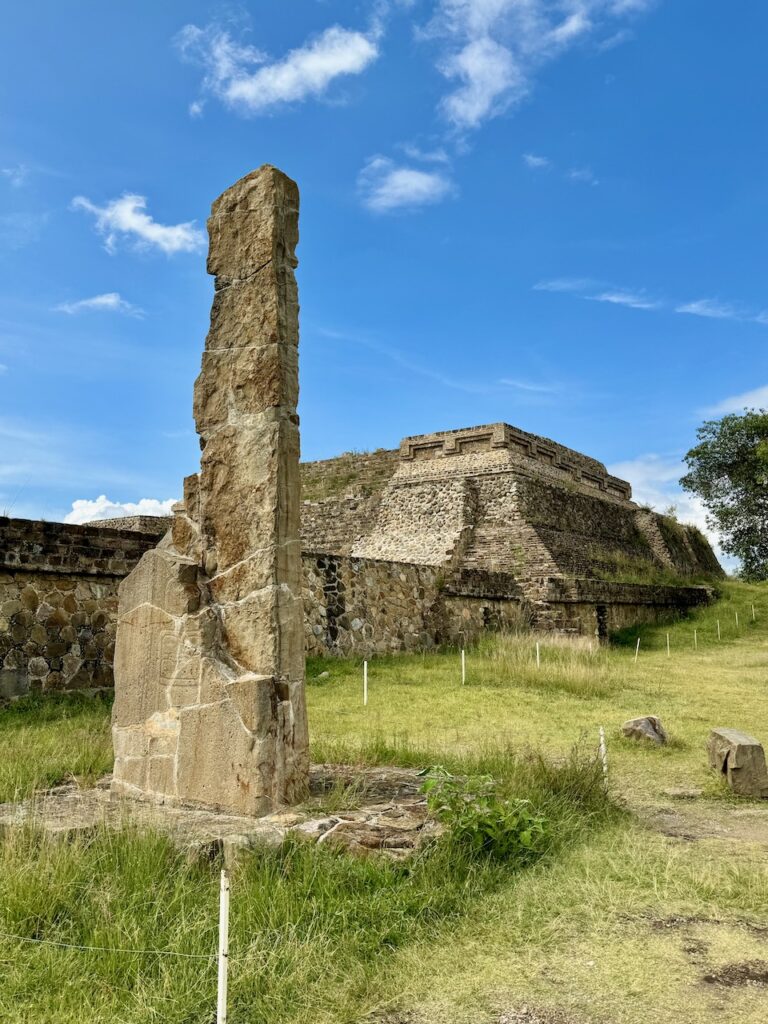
0,1 -> 765,564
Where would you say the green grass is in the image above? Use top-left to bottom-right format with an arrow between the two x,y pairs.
0,693 -> 113,802
2,580 -> 768,1022
0,749 -> 609,1023
308,581 -> 768,803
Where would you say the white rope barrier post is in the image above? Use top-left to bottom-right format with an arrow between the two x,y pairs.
666,633 -> 670,659
216,869 -> 230,1024
599,726 -> 608,788
363,661 -> 368,706
717,619 -> 721,641
461,648 -> 466,686
694,628 -> 698,651
752,603 -> 756,622
735,610 -> 740,629
634,637 -> 640,663
535,641 -> 541,669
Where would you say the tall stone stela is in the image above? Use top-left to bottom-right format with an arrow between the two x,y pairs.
111,166 -> 309,815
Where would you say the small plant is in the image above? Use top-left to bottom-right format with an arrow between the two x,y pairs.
422,768 -> 550,861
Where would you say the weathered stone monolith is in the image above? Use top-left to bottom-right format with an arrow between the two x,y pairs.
111,166 -> 309,815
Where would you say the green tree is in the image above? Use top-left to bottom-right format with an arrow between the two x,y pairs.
681,409 -> 768,580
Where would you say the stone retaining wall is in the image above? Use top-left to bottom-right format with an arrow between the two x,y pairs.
302,553 -> 526,657
0,517 -> 164,698
0,514 -> 717,696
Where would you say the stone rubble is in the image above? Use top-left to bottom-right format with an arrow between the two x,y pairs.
0,766 -> 437,862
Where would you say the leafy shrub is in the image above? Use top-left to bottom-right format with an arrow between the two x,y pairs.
422,768 -> 550,862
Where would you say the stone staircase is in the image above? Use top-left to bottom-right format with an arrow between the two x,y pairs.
461,523 -> 523,574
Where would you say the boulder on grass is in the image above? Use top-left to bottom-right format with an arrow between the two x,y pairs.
708,728 -> 768,799
622,716 -> 668,745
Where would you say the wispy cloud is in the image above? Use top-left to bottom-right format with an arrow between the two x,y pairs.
0,416 -> 141,494
587,289 -> 659,310
317,325 -> 560,402
176,21 -> 379,116
0,212 -> 48,251
538,278 -> 768,323
524,153 -> 601,184
523,153 -> 551,169
64,495 -> 176,525
55,292 -> 144,317
358,156 -> 455,212
534,277 -> 598,293
400,143 -> 451,164
673,298 -> 768,324
424,0 -> 653,131
1,164 -> 29,188
0,363 -> 7,375
702,384 -> 768,416
567,165 -> 599,185
72,193 -> 205,255
499,377 -> 560,394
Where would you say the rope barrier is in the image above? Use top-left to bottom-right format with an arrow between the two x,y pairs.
0,929 -> 245,962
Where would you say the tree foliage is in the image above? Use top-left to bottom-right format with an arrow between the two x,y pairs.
681,410 -> 768,580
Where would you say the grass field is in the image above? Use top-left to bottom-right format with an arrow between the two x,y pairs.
1,581 -> 767,1022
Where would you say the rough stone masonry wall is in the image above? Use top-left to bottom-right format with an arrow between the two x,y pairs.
302,553 -> 526,657
352,478 -> 476,566
0,512 -> 715,696
300,448 -> 399,502
515,477 -> 721,581
0,517 -> 162,697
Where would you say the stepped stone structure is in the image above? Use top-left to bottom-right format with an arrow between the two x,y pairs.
111,165 -> 308,814
301,422 -> 723,636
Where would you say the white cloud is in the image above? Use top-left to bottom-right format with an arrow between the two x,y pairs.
71,193 -> 204,255
702,384 -> 768,416
1,164 -> 29,187
595,28 -> 633,51
675,298 -> 742,321
608,452 -> 735,572
523,152 -> 551,169
568,165 -> 599,185
587,289 -> 659,310
439,35 -> 521,128
177,22 -> 379,115
536,278 -> 768,321
64,495 -> 176,525
675,298 -> 768,326
55,292 -> 144,317
358,156 -> 455,212
400,143 -> 451,163
426,0 -> 652,130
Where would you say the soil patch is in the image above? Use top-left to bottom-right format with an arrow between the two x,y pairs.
702,960 -> 768,987
499,1009 -> 580,1023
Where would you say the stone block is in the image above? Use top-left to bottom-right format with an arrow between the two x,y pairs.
118,548 -> 198,619
708,728 -> 768,798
